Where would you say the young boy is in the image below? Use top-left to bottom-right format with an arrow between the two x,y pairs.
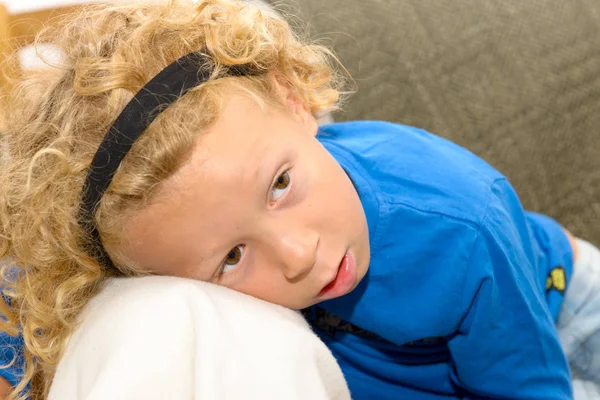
1,0 -> 600,399
119,87 -> 594,399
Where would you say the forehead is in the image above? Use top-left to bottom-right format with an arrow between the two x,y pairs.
124,94 -> 289,273
171,94 -> 280,198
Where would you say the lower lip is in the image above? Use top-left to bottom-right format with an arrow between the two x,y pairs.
318,251 -> 357,300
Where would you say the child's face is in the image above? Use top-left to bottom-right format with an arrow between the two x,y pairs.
126,89 -> 370,309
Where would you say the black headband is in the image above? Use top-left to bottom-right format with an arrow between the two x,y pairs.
79,52 -> 257,269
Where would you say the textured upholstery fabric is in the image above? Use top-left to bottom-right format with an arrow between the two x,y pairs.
275,0 -> 600,243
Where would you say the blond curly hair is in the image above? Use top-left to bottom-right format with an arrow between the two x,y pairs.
0,0 -> 346,398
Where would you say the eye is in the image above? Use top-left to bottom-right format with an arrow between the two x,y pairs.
271,170 -> 291,201
220,245 -> 244,275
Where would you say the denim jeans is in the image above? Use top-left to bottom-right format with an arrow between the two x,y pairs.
557,239 -> 600,400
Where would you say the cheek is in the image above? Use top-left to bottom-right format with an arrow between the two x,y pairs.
226,265 -> 284,303
226,265 -> 310,309
329,170 -> 362,220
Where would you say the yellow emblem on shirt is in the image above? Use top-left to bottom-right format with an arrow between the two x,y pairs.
546,266 -> 566,294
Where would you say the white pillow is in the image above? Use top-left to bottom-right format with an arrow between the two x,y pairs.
49,276 -> 350,400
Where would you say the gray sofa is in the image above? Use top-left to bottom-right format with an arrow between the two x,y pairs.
275,0 -> 600,244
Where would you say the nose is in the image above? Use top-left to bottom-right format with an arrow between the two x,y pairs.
270,225 -> 319,281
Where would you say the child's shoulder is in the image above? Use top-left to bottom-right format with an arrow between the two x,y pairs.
318,121 -> 506,225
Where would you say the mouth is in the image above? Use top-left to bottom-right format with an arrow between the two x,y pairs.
318,250 -> 357,300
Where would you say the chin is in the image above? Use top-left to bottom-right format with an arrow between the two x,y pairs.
290,301 -> 315,310
353,252 -> 370,287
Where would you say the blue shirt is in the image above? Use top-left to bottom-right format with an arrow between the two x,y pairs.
0,263 -> 24,387
306,121 -> 573,399
0,333 -> 23,387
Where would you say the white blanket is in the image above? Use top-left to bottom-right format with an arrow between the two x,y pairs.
49,276 -> 350,400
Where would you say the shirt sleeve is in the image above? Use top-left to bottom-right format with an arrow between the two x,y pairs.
0,330 -> 24,387
0,285 -> 24,388
448,178 -> 572,399
0,264 -> 24,388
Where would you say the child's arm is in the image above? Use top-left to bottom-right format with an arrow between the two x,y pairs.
447,178 -> 572,399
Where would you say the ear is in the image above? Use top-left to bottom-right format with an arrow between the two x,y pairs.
272,75 -> 319,136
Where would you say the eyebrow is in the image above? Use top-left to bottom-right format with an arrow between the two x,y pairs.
172,243 -> 212,281
251,142 -> 280,197
196,248 -> 225,283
